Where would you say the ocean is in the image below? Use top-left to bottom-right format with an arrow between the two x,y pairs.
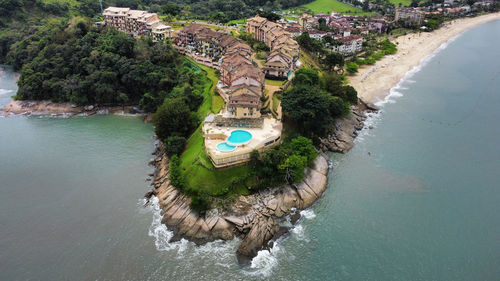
1,19 -> 499,280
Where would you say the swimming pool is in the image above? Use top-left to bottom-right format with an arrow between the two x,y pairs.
217,142 -> 236,152
226,130 -> 252,146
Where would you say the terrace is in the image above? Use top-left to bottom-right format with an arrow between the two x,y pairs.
203,117 -> 282,168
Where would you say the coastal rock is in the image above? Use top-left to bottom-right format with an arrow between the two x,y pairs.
320,103 -> 372,153
0,100 -> 143,117
304,169 -> 327,198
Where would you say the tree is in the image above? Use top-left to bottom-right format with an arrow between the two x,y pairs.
322,52 -> 344,71
346,62 -> 359,74
259,11 -> 281,22
296,32 -> 324,54
281,86 -> 335,135
343,85 -> 358,105
290,136 -> 317,164
317,17 -> 328,31
153,97 -> 199,142
161,3 -> 181,16
292,68 -> 320,86
164,136 -> 187,156
279,154 -> 308,183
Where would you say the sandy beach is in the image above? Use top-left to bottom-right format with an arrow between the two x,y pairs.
350,12 -> 500,104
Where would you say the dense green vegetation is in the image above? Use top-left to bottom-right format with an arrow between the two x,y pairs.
251,136 -> 318,185
10,18 -> 204,111
282,68 -> 355,137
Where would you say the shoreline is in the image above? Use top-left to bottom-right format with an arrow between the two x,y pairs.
0,100 -> 143,117
350,12 -> 500,104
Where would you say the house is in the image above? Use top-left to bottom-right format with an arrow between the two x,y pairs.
227,87 -> 262,118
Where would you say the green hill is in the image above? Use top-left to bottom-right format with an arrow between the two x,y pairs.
285,0 -> 375,17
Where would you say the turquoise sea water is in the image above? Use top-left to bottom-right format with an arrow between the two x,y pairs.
1,19 -> 499,280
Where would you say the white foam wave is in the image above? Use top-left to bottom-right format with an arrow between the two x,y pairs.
144,196 -> 239,268
245,241 -> 283,278
291,224 -> 306,241
145,196 -> 194,254
300,209 -> 316,220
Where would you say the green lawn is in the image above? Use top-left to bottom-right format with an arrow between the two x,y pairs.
179,58 -> 250,196
299,0 -> 375,16
265,79 -> 286,86
227,18 -> 246,25
389,0 -> 413,6
186,57 -> 224,117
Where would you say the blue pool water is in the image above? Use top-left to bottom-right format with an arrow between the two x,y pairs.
227,130 -> 252,145
217,142 -> 236,152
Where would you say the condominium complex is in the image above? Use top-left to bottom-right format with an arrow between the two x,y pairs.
102,7 -> 173,41
174,24 -> 264,119
246,16 -> 300,79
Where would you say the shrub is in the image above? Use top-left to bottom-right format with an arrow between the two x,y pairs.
169,155 -> 185,190
346,62 -> 359,74
153,97 -> 199,142
164,136 -> 186,156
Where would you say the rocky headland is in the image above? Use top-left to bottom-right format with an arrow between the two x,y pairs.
0,100 -> 142,117
145,101 -> 377,263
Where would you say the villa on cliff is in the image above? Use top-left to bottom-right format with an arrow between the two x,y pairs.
246,16 -> 300,79
102,7 -> 173,41
174,24 -> 281,168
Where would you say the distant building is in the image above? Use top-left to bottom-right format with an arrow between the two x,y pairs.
330,35 -> 363,55
395,7 -> 424,26
103,7 -> 173,41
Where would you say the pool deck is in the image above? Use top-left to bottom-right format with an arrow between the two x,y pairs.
203,117 -> 282,168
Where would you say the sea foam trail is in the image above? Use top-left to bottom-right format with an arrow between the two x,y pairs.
244,209 -> 317,277
143,196 -> 241,266
356,33 -> 463,142
0,88 -> 14,97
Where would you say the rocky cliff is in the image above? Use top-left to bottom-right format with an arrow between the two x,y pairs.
146,144 -> 330,263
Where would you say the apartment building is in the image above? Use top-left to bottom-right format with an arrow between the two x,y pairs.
103,7 -> 173,41
246,16 -> 300,79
